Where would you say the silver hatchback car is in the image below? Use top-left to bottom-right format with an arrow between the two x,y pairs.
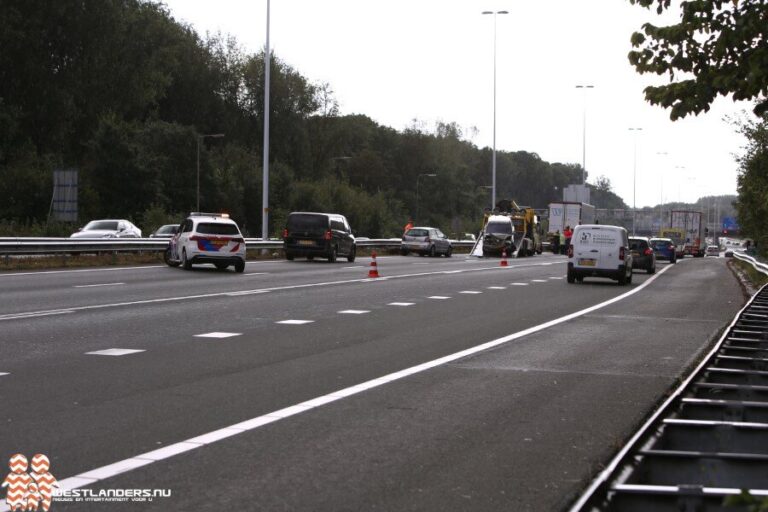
401,227 -> 452,257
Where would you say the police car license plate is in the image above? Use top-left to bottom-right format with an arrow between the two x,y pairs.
578,258 -> 596,266
298,240 -> 314,246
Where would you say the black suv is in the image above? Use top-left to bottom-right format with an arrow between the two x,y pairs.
283,212 -> 356,262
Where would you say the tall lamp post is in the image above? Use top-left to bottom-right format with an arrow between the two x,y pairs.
575,85 -> 594,185
656,151 -> 669,232
628,127 -> 643,235
416,173 -> 437,223
262,0 -> 271,240
197,133 -> 225,211
482,10 -> 508,209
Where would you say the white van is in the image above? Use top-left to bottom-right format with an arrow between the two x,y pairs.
567,224 -> 633,285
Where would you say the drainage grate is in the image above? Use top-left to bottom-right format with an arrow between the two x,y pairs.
571,285 -> 768,511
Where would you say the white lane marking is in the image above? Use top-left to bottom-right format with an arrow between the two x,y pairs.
428,296 -> 451,300
194,332 -> 242,339
85,349 -> 145,356
459,291 -> 482,294
338,310 -> 370,315
0,266 -> 166,278
73,282 -> 125,288
487,286 -> 506,290
388,302 -> 415,307
47,263 -> 674,496
510,283 -> 529,286
276,320 -> 314,325
531,279 -> 548,283
244,272 -> 267,276
412,263 -> 430,265
0,373 -> 9,377
549,277 -> 564,280
225,290 -> 269,297
343,266 -> 365,270
2,260 -> 559,321
0,309 -> 75,321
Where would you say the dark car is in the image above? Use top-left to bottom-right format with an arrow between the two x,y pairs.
401,227 -> 452,257
283,212 -> 356,263
649,237 -> 677,264
629,236 -> 656,274
150,224 -> 180,238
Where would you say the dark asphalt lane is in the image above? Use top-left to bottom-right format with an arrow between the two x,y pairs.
0,256 -> 746,511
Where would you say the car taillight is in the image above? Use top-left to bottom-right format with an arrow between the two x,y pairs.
567,244 -> 573,258
190,235 -> 200,241
324,230 -> 332,241
669,245 -> 675,250
619,247 -> 625,260
283,229 -> 288,238
644,248 -> 653,256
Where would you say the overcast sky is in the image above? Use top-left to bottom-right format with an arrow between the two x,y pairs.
161,0 -> 751,208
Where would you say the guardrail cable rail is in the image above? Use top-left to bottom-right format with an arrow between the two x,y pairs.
571,257 -> 768,511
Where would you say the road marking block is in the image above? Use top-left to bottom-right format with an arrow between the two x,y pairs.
0,373 -> 9,377
276,320 -> 315,325
531,279 -> 548,283
85,349 -> 145,356
460,291 -> 482,294
510,282 -> 529,286
388,302 -> 414,306
338,310 -> 370,315
487,286 -> 506,290
194,332 -> 242,339
428,296 -> 451,300
73,283 -> 125,288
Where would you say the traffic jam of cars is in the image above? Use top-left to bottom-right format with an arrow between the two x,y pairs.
66,201 -> 736,279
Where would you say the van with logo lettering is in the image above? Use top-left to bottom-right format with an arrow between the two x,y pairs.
567,224 -> 633,285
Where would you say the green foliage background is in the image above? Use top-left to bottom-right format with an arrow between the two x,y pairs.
0,0 -> 627,237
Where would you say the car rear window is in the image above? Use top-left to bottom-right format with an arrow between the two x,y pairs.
486,221 -> 512,235
630,240 -> 647,250
406,229 -> 429,237
651,240 -> 670,248
287,214 -> 328,230
86,221 -> 119,230
196,222 -> 240,235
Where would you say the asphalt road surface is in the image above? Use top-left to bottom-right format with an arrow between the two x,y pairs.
0,253 -> 745,511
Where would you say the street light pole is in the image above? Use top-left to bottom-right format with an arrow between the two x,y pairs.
629,127 -> 642,235
656,151 -> 669,232
416,173 -> 437,224
197,133 -> 225,211
575,85 -> 594,185
482,10 -> 508,209
262,0 -> 271,240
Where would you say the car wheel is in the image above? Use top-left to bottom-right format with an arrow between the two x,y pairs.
567,269 -> 575,283
647,264 -> 655,274
347,246 -> 356,263
445,246 -> 452,258
182,249 -> 192,270
164,248 -> 180,267
214,262 -> 229,270
400,248 -> 409,256
627,270 -> 633,284
618,271 -> 627,286
419,252 -> 426,257
429,245 -> 436,257
671,258 -> 676,264
328,246 -> 337,263
576,276 -> 584,283
234,260 -> 245,273
285,252 -> 295,261
307,255 -> 314,261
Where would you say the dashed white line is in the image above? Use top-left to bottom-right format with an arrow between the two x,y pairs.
549,277 -> 565,280
428,296 -> 451,300
531,279 -> 548,283
85,349 -> 145,357
0,373 -> 9,377
73,283 -> 125,288
388,302 -> 415,307
510,283 -> 529,286
487,286 -> 507,290
244,272 -> 268,276
460,291 -> 482,294
276,320 -> 314,325
194,332 -> 242,339
338,310 -> 371,315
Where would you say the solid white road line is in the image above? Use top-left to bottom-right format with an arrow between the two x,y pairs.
39,262 -> 675,499
73,283 -> 125,288
194,332 -> 242,339
85,349 -> 145,357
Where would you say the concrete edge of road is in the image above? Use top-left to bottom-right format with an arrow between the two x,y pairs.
0,261 -> 681,509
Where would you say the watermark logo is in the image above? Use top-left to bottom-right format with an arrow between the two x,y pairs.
1,454 -> 58,512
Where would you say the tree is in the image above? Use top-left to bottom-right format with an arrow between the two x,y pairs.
733,114 -> 768,254
628,0 -> 768,119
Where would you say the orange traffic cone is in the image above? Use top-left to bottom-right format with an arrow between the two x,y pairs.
500,249 -> 509,267
368,251 -> 380,278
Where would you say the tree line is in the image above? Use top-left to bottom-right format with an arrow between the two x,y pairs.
0,0 -> 626,238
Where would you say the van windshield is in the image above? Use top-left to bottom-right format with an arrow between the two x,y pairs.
486,221 -> 512,235
287,214 -> 327,230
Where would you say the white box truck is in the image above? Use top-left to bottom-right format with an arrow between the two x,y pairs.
548,202 -> 596,235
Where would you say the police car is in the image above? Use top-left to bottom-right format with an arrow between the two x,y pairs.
165,213 -> 246,272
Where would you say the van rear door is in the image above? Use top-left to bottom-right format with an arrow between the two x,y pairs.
573,229 -> 600,269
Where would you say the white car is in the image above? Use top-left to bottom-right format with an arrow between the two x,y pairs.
70,219 -> 142,238
165,213 -> 246,272
567,224 -> 633,285
705,245 -> 720,257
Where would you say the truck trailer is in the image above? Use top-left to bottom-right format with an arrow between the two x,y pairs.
670,210 -> 705,257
